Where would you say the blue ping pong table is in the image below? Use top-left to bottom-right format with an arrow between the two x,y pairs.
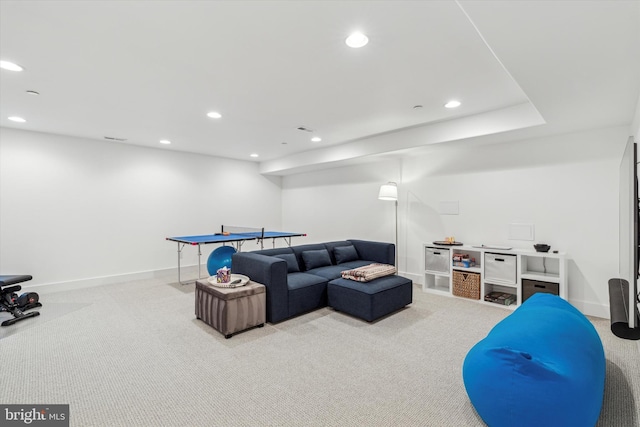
166,227 -> 306,285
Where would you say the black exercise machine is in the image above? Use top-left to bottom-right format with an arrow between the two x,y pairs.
0,275 -> 41,326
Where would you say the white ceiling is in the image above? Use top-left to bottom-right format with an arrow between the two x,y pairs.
1,1 -> 639,175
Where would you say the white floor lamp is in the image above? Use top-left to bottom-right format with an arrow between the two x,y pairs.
378,182 -> 398,269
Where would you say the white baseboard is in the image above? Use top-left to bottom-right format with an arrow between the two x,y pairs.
21,265 -> 194,294
400,271 -> 422,286
569,299 -> 610,320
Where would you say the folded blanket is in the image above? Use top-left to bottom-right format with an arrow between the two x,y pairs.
341,263 -> 396,282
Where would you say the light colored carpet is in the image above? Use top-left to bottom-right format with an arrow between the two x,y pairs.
1,272 -> 638,427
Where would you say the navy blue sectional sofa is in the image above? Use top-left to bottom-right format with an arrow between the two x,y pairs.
231,239 -> 412,323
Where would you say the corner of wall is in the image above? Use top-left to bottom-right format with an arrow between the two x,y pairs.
631,91 -> 640,143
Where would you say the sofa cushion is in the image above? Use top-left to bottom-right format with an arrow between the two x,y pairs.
323,241 -> 354,264
307,265 -> 346,281
327,275 -> 413,322
334,245 -> 359,264
301,249 -> 332,270
336,260 -> 370,270
287,272 -> 328,290
274,253 -> 300,273
329,275 -> 410,295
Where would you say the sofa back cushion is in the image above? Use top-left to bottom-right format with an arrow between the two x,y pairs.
274,253 -> 300,273
291,244 -> 330,270
252,247 -> 294,257
301,249 -> 333,270
323,241 -> 354,264
334,245 -> 359,264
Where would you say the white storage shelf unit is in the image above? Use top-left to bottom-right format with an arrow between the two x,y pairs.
423,244 -> 567,309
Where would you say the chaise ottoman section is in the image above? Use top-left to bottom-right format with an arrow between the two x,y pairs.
195,279 -> 266,338
327,275 -> 413,322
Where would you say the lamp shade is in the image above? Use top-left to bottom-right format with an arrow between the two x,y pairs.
378,182 -> 398,201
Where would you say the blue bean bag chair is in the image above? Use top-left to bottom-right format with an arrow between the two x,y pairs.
462,293 -> 605,427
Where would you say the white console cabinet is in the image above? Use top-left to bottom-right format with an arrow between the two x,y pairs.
423,243 -> 567,309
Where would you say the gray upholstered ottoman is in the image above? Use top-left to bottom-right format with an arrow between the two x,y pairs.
195,279 -> 266,338
327,275 -> 413,322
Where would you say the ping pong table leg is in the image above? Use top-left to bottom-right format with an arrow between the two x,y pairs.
197,243 -> 202,281
176,242 -> 203,285
177,243 -> 185,285
178,242 -> 184,284
176,243 -> 203,285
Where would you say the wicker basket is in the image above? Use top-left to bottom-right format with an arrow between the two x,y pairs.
452,271 -> 480,300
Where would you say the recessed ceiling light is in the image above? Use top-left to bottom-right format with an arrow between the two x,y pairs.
345,32 -> 368,48
311,137 -> 322,142
8,116 -> 26,123
250,153 -> 259,158
26,90 -> 40,95
444,100 -> 461,109
159,139 -> 171,145
207,111 -> 222,119
0,60 -> 23,72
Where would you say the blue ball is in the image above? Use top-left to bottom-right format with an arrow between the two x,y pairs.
207,246 -> 237,275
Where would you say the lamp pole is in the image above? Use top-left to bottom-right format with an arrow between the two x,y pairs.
378,182 -> 399,271
394,198 -> 398,270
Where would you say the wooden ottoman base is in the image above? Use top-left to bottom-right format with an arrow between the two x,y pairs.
195,280 -> 266,338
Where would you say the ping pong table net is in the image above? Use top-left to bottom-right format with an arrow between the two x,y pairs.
220,225 -> 265,239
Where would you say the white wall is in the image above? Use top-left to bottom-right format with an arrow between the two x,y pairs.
0,127 -> 282,287
282,159 -> 402,245
631,91 -> 640,142
283,126 -> 630,318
